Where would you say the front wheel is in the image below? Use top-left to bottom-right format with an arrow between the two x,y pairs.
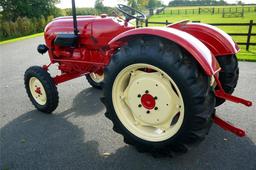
24,66 -> 59,113
102,37 -> 215,156
86,72 -> 104,89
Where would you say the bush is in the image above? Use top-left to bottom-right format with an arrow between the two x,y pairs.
0,16 -> 48,41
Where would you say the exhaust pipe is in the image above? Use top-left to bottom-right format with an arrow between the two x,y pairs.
71,0 -> 79,35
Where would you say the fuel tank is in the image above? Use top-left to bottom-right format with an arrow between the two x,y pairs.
44,15 -> 134,49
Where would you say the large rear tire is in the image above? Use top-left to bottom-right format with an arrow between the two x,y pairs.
102,37 -> 215,156
215,55 -> 239,106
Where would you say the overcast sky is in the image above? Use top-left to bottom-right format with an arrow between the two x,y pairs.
56,0 -> 256,8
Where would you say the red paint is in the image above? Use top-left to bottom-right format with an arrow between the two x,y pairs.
44,16 -> 134,76
108,27 -> 216,76
215,90 -> 252,106
169,22 -> 239,56
35,87 -> 42,95
213,115 -> 245,137
53,73 -> 83,85
141,94 -> 156,110
214,75 -> 252,107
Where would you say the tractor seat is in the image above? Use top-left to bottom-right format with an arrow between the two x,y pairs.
54,34 -> 78,47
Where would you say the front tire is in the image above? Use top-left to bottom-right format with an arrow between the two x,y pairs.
102,37 -> 215,156
24,66 -> 59,113
86,72 -> 104,89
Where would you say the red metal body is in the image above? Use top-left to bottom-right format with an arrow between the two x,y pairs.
168,20 -> 240,56
41,15 -> 252,137
44,16 -> 134,76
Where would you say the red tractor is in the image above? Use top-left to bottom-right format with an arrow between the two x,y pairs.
24,1 -> 252,156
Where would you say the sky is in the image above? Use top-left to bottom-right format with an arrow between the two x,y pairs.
56,0 -> 256,8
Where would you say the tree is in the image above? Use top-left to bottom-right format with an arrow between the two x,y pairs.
0,0 -> 60,21
95,0 -> 104,11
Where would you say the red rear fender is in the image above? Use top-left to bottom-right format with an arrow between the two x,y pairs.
169,22 -> 239,56
108,27 -> 219,76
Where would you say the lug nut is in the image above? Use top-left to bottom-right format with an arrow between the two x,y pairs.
154,96 -> 158,100
138,104 -> 142,108
146,110 -> 150,114
154,107 -> 158,110
138,94 -> 141,98
145,90 -> 149,94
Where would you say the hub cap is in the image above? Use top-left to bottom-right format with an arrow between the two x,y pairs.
29,77 -> 47,105
112,64 -> 185,142
89,73 -> 104,83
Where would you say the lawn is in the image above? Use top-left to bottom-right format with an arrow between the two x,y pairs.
149,7 -> 256,61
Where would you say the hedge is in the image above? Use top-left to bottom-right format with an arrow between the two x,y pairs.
0,15 -> 54,41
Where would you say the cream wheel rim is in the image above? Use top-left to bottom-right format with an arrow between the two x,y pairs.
89,73 -> 104,83
112,64 -> 185,142
29,77 -> 47,105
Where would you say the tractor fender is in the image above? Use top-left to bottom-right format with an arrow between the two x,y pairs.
108,27 -> 218,76
168,22 -> 239,56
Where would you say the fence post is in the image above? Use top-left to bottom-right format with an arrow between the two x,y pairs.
242,7 -> 244,17
212,7 -> 215,14
246,20 -> 253,51
145,19 -> 148,27
222,8 -> 224,17
199,8 -> 201,14
166,20 -> 168,26
178,9 -> 179,15
193,9 -> 194,14
218,8 -> 220,14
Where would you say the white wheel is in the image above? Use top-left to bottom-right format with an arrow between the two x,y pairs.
112,64 -> 184,142
25,66 -> 59,113
86,72 -> 104,89
29,77 -> 47,105
89,73 -> 104,83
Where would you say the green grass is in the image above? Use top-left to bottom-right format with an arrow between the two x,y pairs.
0,32 -> 44,45
149,10 -> 256,61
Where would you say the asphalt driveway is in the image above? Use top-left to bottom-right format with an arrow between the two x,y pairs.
0,37 -> 256,170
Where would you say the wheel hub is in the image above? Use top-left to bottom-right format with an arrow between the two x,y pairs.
141,93 -> 156,110
124,70 -> 180,127
29,77 -> 47,105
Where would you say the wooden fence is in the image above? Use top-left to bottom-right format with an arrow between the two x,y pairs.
145,19 -> 255,51
164,6 -> 256,15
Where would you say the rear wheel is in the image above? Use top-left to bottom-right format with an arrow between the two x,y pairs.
24,66 -> 59,113
215,55 -> 239,106
86,72 -> 104,89
102,37 -> 215,156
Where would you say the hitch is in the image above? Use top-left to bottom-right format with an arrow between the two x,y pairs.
215,90 -> 252,107
212,75 -> 252,137
213,116 -> 245,137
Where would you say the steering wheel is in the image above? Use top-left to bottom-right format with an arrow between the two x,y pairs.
116,4 -> 146,21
